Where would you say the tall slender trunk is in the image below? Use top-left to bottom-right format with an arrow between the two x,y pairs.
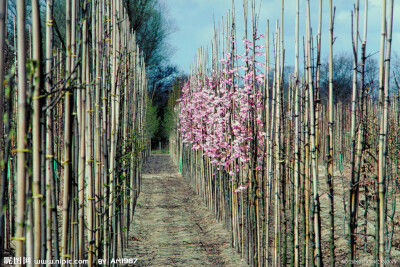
274,24 -> 281,267
327,0 -> 335,265
109,0 -> 118,260
103,0 -> 111,259
61,0 -> 73,261
306,0 -> 322,265
279,3 -> 287,266
349,1 -> 360,260
50,49 -> 60,267
268,38 -> 277,267
79,14 -> 88,261
15,1 -> 28,265
94,0 -> 102,260
264,19 -> 272,267
303,35 -> 311,267
32,0 -> 43,264
45,0 -> 54,260
84,3 -> 94,262
0,0 -> 7,260
294,0 -> 300,265
378,0 -> 393,264
122,19 -> 129,253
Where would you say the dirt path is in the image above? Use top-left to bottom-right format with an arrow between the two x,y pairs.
123,155 -> 248,267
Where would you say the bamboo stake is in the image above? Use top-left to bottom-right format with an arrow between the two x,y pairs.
306,0 -> 322,265
303,34 -> 311,267
61,0 -> 72,261
0,0 -> 5,158
294,0 -> 300,265
109,0 -> 119,259
378,0 -> 393,264
78,9 -> 87,260
267,32 -> 277,267
45,0 -> 55,260
15,1 -> 27,265
122,14 -> 129,253
263,18 -> 271,267
32,0 -> 43,264
274,23 -> 281,267
103,0 -> 111,259
0,0 -> 6,258
327,0 -> 336,265
349,1 -> 360,260
315,0 -> 322,177
94,0 -> 102,259
84,4 -> 94,262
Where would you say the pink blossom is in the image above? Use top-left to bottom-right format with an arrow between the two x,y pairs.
177,33 -> 266,176
234,182 -> 250,193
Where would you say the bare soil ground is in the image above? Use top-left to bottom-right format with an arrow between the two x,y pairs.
318,164 -> 400,265
123,155 -> 249,267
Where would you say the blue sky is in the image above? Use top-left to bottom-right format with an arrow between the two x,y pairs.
161,0 -> 400,73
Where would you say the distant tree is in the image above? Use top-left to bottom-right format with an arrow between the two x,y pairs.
32,0 -> 175,76
391,52 -> 400,97
124,0 -> 175,69
162,78 -> 182,138
149,64 -> 179,97
52,0 -> 66,49
320,53 -> 353,104
146,100 -> 160,141
364,56 -> 379,99
320,52 -> 379,104
149,65 -> 180,147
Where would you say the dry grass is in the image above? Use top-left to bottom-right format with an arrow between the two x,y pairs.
124,155 -> 249,266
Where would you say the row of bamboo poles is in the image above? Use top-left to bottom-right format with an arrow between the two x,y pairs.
0,0 -> 150,266
170,0 -> 398,266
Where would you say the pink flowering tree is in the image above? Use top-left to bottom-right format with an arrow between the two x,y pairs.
178,33 -> 266,192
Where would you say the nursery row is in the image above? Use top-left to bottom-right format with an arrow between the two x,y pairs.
0,0 -> 150,266
170,0 -> 399,266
